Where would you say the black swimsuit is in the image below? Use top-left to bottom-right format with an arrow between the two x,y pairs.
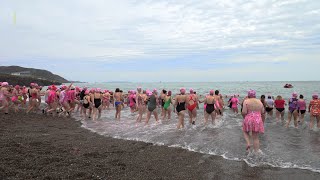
94,98 -> 101,108
83,103 -> 90,109
206,103 -> 215,114
176,102 -> 186,113
276,108 -> 285,113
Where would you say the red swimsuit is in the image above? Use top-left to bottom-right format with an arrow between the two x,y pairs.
187,95 -> 197,111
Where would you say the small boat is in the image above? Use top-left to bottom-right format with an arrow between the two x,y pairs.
284,84 -> 293,88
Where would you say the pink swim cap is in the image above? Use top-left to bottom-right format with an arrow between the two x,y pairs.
147,91 -> 152,96
51,85 -> 57,91
190,88 -> 194,94
180,88 -> 186,94
30,83 -> 35,87
1,82 -> 9,86
153,89 -> 157,93
292,92 -> 298,98
312,93 -> 318,99
209,90 -> 214,95
248,89 -> 256,98
85,90 -> 90,95
96,88 -> 101,92
14,85 -> 20,89
90,88 -> 95,93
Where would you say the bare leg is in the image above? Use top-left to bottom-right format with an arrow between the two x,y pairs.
281,111 -> 285,121
293,111 -> 298,128
153,111 -> 159,122
276,110 -> 280,122
252,132 -> 260,152
299,113 -> 305,124
188,110 -> 193,125
136,106 -> 143,123
177,111 -> 185,129
192,109 -> 197,124
168,108 -> 171,120
310,115 -> 315,129
98,107 -> 102,119
145,111 -> 151,125
204,112 -> 209,125
286,112 -> 292,128
243,131 -> 251,150
211,113 -> 216,124
317,116 -> 320,128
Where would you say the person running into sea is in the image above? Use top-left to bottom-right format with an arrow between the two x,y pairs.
46,85 -> 59,116
229,95 -> 239,114
21,86 -> 28,108
187,88 -> 198,125
160,89 -> 167,118
0,82 -> 10,114
91,88 -> 103,121
163,90 -> 173,120
297,94 -> 307,124
82,90 -> 92,119
67,86 -> 77,115
11,85 -> 22,113
136,87 -> 146,123
128,90 -> 137,113
174,88 -> 187,129
26,83 -> 39,114
145,90 -> 159,125
214,90 -> 224,116
308,93 -> 320,129
114,88 -> 122,120
241,90 -> 265,153
286,92 -> 299,128
204,90 -> 216,125
102,90 -> 111,110
265,95 -> 274,118
260,95 -> 267,123
274,95 -> 286,122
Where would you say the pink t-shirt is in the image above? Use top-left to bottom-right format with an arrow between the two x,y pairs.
297,100 -> 306,110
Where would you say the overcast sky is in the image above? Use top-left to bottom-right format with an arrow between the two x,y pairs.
0,0 -> 320,82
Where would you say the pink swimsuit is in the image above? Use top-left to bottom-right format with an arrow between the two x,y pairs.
243,104 -> 264,133
129,94 -> 136,107
231,98 -> 239,108
67,90 -> 76,103
47,90 -> 57,104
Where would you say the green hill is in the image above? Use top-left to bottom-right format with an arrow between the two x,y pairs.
0,66 -> 69,83
0,74 -> 62,86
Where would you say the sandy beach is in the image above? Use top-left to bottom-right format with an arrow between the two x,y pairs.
1,113 -> 319,180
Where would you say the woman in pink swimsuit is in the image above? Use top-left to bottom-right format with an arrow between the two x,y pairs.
229,95 -> 239,114
11,85 -> 22,112
187,88 -> 198,125
242,90 -> 265,153
46,85 -> 59,116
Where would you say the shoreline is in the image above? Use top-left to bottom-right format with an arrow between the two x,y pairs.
1,113 -> 320,179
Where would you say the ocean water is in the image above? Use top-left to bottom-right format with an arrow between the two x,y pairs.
72,81 -> 320,173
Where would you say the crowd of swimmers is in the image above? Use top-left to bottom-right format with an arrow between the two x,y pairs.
1,81 -> 320,153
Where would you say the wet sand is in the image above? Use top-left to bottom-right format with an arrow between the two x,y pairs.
0,113 -> 319,180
